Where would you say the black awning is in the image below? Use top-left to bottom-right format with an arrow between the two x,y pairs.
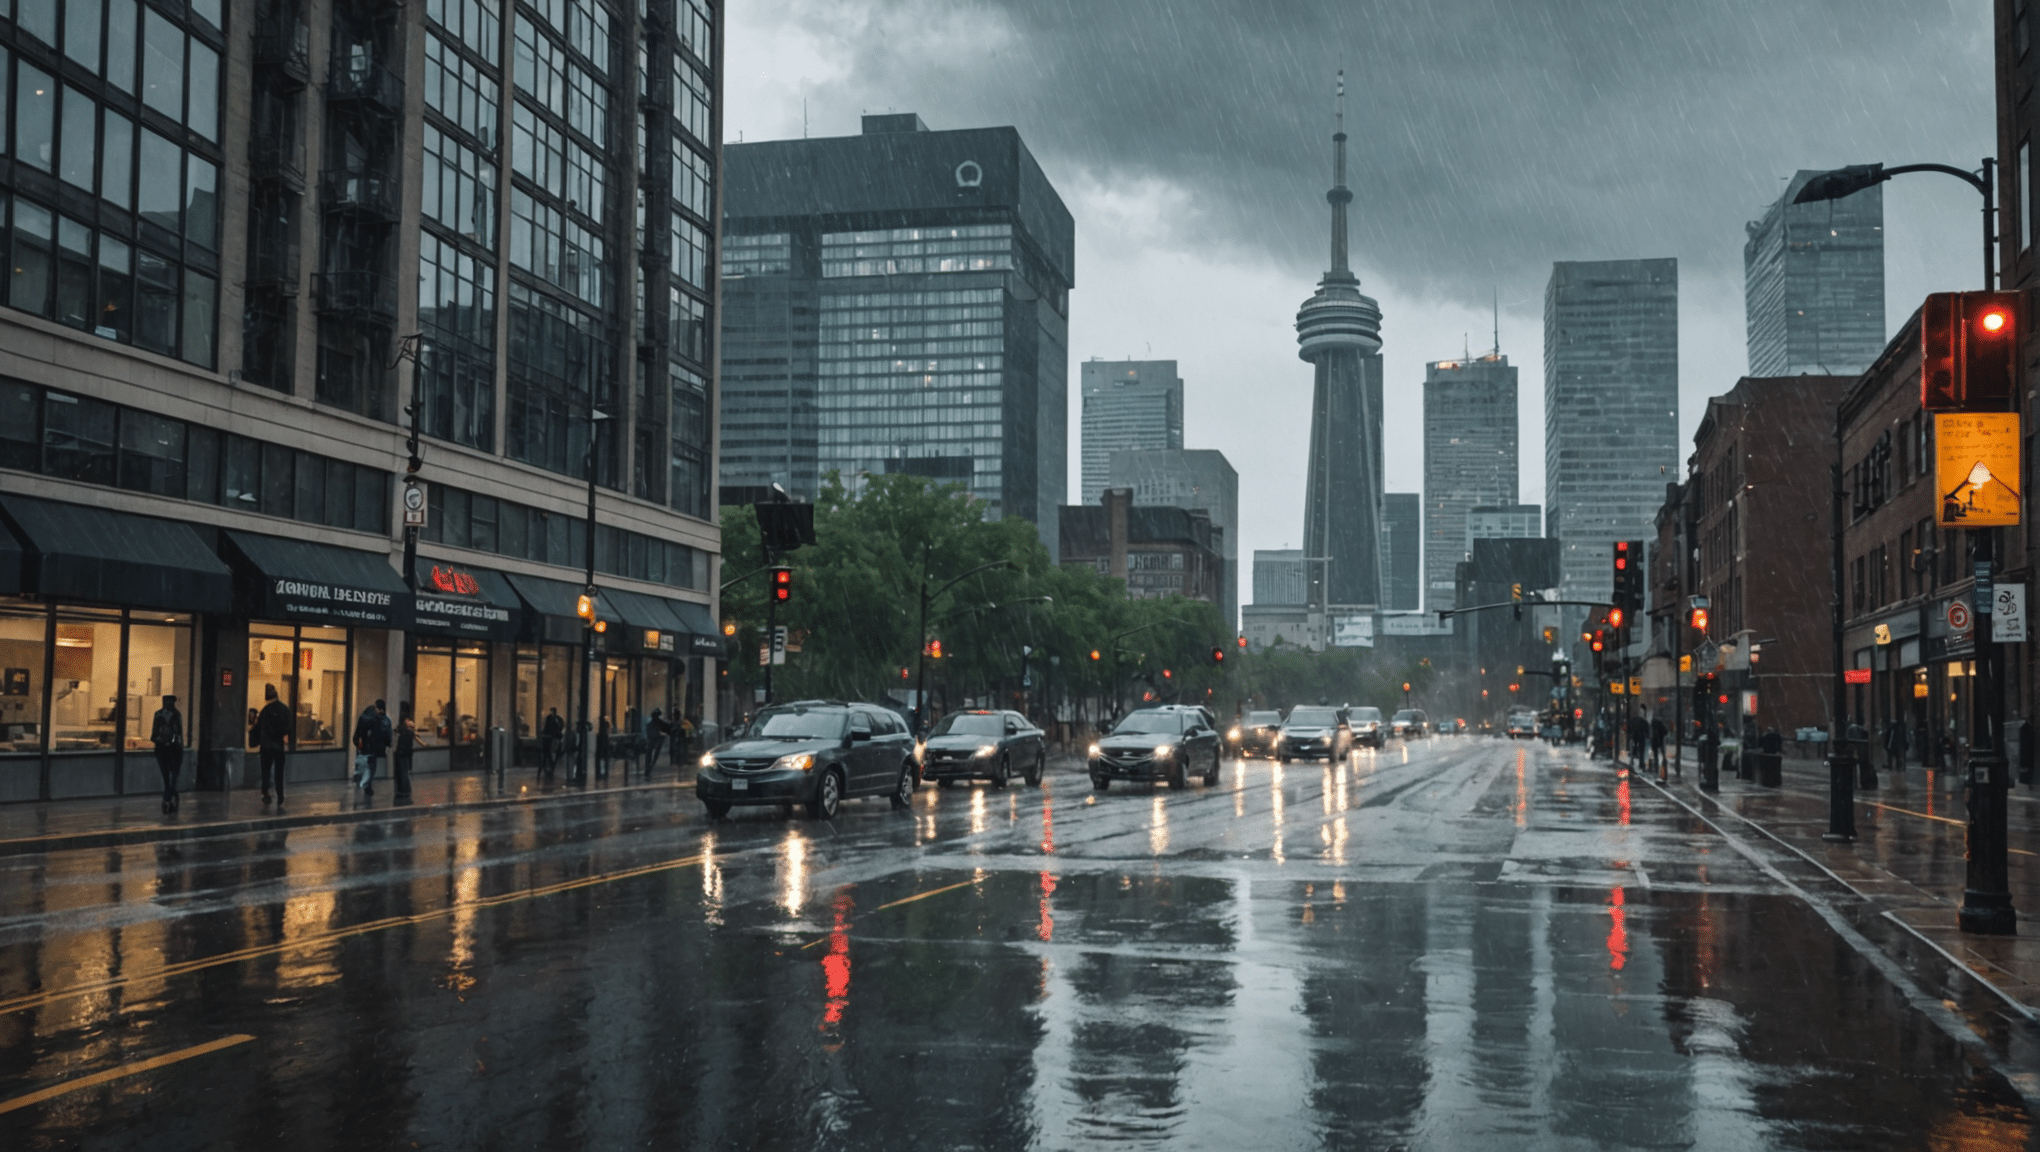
0,515 -> 23,595
661,595 -> 724,655
223,531 -> 408,628
504,572 -> 624,645
0,495 -> 232,613
413,558 -> 522,642
598,586 -> 688,655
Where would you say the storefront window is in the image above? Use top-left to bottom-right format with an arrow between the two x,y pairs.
416,641 -> 490,746
247,624 -> 294,747
50,609 -> 121,752
642,659 -> 669,732
248,624 -> 352,749
124,616 -> 191,749
541,642 -> 573,735
602,656 -> 634,734
0,605 -> 46,754
515,645 -> 539,738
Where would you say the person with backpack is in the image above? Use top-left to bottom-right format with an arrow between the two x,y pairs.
352,699 -> 393,797
151,695 -> 184,814
257,684 -> 294,805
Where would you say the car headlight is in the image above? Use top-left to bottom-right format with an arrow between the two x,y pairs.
914,742 -> 926,762
1228,727 -> 1242,740
699,753 -> 716,768
1154,744 -> 1174,758
1088,742 -> 1102,757
772,752 -> 816,771
972,744 -> 996,758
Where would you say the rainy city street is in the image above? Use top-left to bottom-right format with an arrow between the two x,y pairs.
4,738 -> 2039,1150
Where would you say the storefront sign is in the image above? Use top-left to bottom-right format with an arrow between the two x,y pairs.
270,577 -> 400,626
1995,583 -> 2028,643
1947,599 -> 1973,634
688,633 -> 724,656
428,565 -> 479,595
1935,412 -> 2022,527
1844,668 -> 1873,685
412,562 -> 521,641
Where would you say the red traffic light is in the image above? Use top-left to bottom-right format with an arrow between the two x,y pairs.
1923,291 -> 2021,411
1236,635 -> 1248,648
1690,608 -> 1709,632
900,667 -> 910,679
1089,649 -> 1101,661
770,566 -> 793,602
1607,607 -> 1625,629
1211,647 -> 1226,665
1162,668 -> 1172,679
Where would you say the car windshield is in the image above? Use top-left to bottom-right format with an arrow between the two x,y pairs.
1351,707 -> 1383,722
1287,708 -> 1338,726
935,713 -> 1005,737
1113,711 -> 1185,735
1393,711 -> 1418,722
750,708 -> 848,739
1246,711 -> 1283,725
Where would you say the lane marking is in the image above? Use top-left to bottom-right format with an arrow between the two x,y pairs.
0,853 -> 706,1018
0,1033 -> 255,1115
1863,801 -> 2039,856
870,878 -> 976,912
1632,861 -> 1652,890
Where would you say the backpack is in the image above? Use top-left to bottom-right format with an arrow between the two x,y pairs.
151,709 -> 181,746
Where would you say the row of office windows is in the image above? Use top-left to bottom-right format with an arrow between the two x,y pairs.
0,379 -> 392,534
7,0 -> 220,146
3,190 -> 215,367
421,481 -> 705,590
818,359 -> 1005,378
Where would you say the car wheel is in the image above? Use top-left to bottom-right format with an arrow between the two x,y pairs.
1092,775 -> 1110,792
1204,749 -> 1220,786
890,762 -> 916,810
990,754 -> 1009,790
1026,750 -> 1044,787
1169,763 -> 1188,790
937,777 -> 954,788
1279,754 -> 1290,764
806,767 -> 843,820
702,800 -> 730,820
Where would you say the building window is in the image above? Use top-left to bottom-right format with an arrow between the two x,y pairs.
417,231 -> 497,451
821,225 -> 1014,279
423,30 -> 500,145
247,624 -> 352,750
413,640 -> 490,746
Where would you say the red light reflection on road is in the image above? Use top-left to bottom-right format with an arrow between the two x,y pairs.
1617,776 -> 1631,826
1040,788 -> 1056,854
821,889 -> 853,1032
1607,886 -> 1628,971
1038,871 -> 1057,941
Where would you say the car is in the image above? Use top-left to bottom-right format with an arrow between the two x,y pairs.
1278,706 -> 1352,761
1348,705 -> 1386,748
919,709 -> 1046,787
1089,706 -> 1222,790
696,700 -> 918,820
1390,709 -> 1430,740
1506,711 -> 1539,740
1229,710 -> 1286,757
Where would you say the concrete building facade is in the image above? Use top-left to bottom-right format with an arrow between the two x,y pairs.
1544,258 -> 1680,601
1383,492 -> 1420,611
1423,352 -> 1518,610
0,0 -> 726,801
719,114 -> 1075,554
1107,447 -> 1236,627
1252,549 -> 1306,607
1081,359 -> 1181,505
1468,505 -> 1543,548
1745,171 -> 1884,378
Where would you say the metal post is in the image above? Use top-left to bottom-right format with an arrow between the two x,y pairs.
1962,526 -> 2017,933
576,412 -> 601,786
1825,450 -> 1851,836
913,547 -> 931,735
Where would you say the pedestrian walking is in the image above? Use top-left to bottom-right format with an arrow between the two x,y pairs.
257,683 -> 293,805
681,713 -> 698,760
541,707 -> 565,772
393,713 -> 416,800
1627,710 -> 1650,768
1650,714 -> 1668,772
596,716 -> 612,779
645,708 -> 670,773
1884,719 -> 1910,774
151,694 -> 184,814
352,699 -> 392,797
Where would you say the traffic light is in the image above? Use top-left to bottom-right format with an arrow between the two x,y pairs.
1543,627 -> 1556,644
1609,540 -> 1642,611
1590,630 -> 1605,653
770,566 -> 793,603
900,667 -> 910,680
1923,291 -> 2021,411
1089,649 -> 1102,661
1237,634 -> 1248,648
575,592 -> 595,624
1211,646 -> 1227,666
1607,607 -> 1625,630
1690,607 -> 1709,633
1162,668 -> 1172,680
1611,541 -> 1631,611
1511,582 -> 1523,621
927,639 -> 943,659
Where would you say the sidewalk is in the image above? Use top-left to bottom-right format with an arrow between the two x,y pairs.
1633,747 -> 2040,1019
0,761 -> 699,858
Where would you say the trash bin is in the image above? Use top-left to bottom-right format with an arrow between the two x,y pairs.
1754,751 -> 1782,787
488,725 -> 510,776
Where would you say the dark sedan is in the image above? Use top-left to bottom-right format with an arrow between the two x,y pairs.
919,709 -> 1046,788
1228,710 -> 1285,758
1277,706 -> 1351,761
696,701 -> 917,820
1088,706 -> 1222,791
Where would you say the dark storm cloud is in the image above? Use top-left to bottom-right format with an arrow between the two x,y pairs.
787,0 -> 1990,293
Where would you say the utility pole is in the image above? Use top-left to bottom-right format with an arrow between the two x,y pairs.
576,408 -> 608,786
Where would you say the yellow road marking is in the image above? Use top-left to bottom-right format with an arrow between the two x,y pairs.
1863,801 -> 2038,855
870,878 -> 976,912
0,1033 -> 255,1115
0,854 -> 704,1018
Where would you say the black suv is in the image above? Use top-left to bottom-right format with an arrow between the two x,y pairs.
696,701 -> 917,820
1088,705 -> 1222,791
919,709 -> 1047,787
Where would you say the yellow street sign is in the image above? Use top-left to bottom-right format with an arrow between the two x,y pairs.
1936,412 -> 2022,527
1629,677 -> 1643,694
1609,680 -> 1626,695
1678,655 -> 1692,672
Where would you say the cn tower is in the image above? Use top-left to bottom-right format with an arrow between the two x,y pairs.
1296,71 -> 1384,612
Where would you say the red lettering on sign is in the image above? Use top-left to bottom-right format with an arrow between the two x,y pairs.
1843,668 -> 1873,685
429,566 -> 481,596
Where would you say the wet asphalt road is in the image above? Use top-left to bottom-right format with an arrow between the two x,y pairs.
2,738 -> 2039,1150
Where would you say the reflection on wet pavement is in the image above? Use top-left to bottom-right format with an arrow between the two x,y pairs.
0,739 -> 2035,1149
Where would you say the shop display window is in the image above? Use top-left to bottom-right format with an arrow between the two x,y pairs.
123,615 -> 191,749
0,606 -> 46,754
50,609 -> 121,752
247,624 -> 353,749
415,641 -> 489,746
602,656 -> 633,734
641,659 -> 668,733
514,645 -> 538,738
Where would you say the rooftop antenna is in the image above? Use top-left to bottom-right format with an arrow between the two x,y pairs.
1492,287 -> 1500,357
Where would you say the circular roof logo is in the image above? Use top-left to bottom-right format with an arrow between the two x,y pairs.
955,160 -> 982,188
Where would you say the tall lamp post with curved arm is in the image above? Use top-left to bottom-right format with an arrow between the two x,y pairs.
1795,157 -> 2012,936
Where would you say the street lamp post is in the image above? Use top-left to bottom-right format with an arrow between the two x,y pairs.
914,554 -> 1016,734
1796,158 -> 2013,934
575,407 -> 610,786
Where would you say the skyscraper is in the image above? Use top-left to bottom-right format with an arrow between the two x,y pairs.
1382,493 -> 1421,611
1544,259 -> 1679,599
1746,171 -> 1885,377
1109,448 -> 1238,626
1081,360 -> 1183,504
1423,351 -> 1518,610
1295,76 -> 1385,610
720,115 -> 1076,552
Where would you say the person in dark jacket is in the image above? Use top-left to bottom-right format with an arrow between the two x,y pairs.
595,717 -> 612,779
645,708 -> 670,773
1884,719 -> 1910,774
257,684 -> 293,804
151,695 -> 184,814
541,708 -> 565,772
352,700 -> 392,796
394,713 -> 417,800
1627,711 -> 1651,767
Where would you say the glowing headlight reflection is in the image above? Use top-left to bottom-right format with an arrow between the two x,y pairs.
972,744 -> 997,758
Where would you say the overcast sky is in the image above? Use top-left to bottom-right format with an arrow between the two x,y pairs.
725,0 -> 1993,587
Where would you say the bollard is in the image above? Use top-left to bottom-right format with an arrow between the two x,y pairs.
1757,751 -> 1782,787
1823,755 -> 1856,841
1858,755 -> 1878,791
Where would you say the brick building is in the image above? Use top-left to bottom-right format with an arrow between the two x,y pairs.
1059,488 -> 1224,608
